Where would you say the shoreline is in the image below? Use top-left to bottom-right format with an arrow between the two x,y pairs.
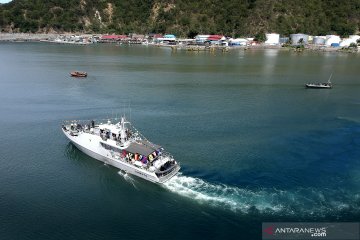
0,33 -> 358,53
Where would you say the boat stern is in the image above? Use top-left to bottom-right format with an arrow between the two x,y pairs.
157,163 -> 181,183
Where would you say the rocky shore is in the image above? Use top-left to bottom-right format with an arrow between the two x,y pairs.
0,33 -> 58,41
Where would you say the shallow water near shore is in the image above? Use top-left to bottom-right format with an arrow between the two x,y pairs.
0,43 -> 359,239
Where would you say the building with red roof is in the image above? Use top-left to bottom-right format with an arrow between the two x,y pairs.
207,35 -> 224,41
100,35 -> 129,42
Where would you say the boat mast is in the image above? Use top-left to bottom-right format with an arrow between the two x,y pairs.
328,73 -> 333,84
120,116 -> 127,144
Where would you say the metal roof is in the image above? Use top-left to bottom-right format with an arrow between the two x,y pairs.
125,141 -> 160,156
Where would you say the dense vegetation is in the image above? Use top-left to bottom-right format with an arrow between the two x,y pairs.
0,0 -> 359,37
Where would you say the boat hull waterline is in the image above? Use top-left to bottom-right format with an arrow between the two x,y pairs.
305,83 -> 332,89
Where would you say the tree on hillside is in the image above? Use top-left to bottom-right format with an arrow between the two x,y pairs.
349,42 -> 357,48
254,31 -> 267,42
0,0 -> 359,36
187,29 -> 198,39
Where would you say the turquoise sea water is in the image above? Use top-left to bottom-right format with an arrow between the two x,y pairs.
0,43 -> 359,239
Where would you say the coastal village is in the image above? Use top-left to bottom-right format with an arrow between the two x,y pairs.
1,32 -> 360,52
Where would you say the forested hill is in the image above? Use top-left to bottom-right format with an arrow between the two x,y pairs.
0,0 -> 359,37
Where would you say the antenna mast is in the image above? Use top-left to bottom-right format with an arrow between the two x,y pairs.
129,100 -> 131,123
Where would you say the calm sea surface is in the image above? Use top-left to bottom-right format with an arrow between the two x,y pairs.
0,43 -> 359,239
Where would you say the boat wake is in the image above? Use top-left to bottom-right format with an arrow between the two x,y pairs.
118,170 -> 138,189
164,173 -> 360,216
337,116 -> 360,124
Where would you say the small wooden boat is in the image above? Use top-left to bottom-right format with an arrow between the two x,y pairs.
305,74 -> 332,89
70,71 -> 87,77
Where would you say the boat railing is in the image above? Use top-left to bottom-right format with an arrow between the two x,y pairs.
107,148 -> 151,170
63,117 -> 135,128
161,151 -> 174,160
62,118 -> 156,144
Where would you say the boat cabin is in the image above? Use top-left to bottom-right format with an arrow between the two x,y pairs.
97,120 -> 163,165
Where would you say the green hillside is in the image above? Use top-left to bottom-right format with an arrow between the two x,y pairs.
0,0 -> 359,37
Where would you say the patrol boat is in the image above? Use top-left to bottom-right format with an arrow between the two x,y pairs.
62,117 -> 180,183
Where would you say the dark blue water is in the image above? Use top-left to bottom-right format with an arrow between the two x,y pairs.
0,43 -> 359,239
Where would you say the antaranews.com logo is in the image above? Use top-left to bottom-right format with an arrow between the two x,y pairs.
262,222 -> 359,240
263,225 -> 327,238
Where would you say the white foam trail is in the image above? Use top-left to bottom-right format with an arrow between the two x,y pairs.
163,173 -> 359,215
118,171 -> 138,189
164,173 -> 283,213
337,116 -> 360,123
